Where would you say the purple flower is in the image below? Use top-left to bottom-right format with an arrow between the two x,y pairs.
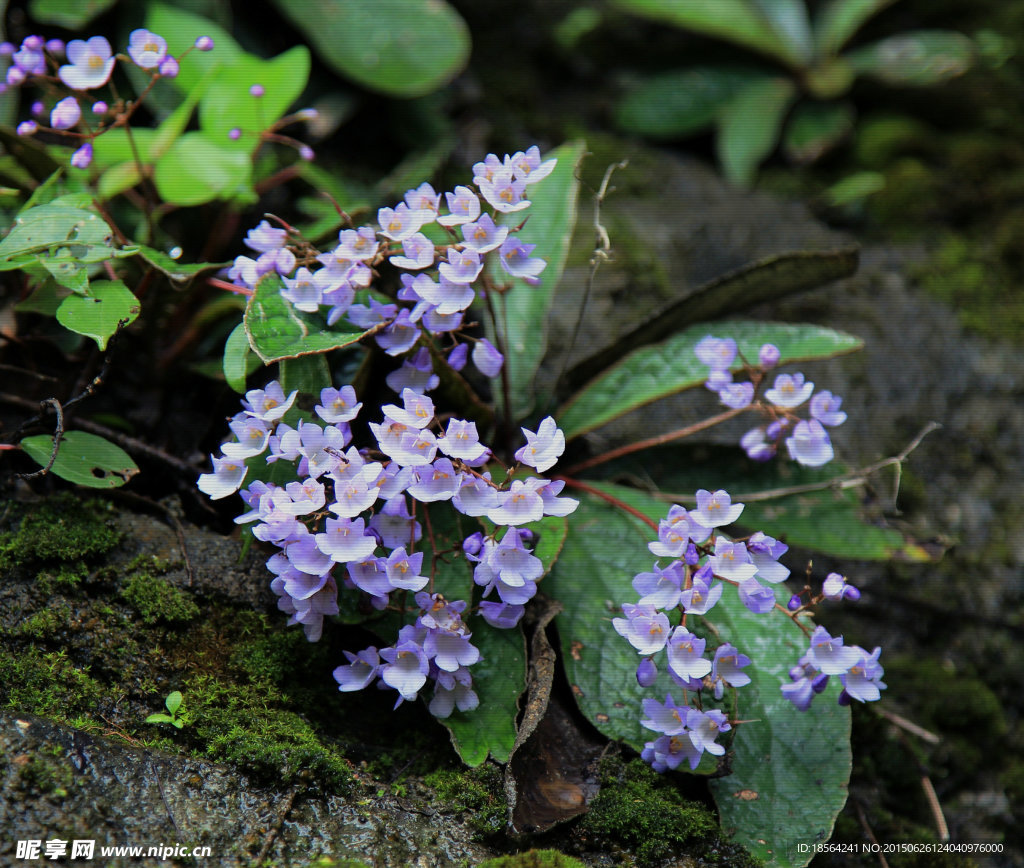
437,186 -> 480,227
158,56 -> 179,78
334,647 -> 380,691
613,603 -> 671,655
641,694 -> 690,736
127,29 -> 167,69
718,381 -> 754,409
785,419 -> 834,467
737,577 -> 776,614
636,657 -> 658,687
478,600 -> 525,629
707,538 -> 757,581
195,35 -> 215,51
497,238 -> 546,279
514,416 -> 565,473
59,36 -> 115,90
810,390 -> 848,426
692,489 -> 744,528
694,336 -> 737,370
642,733 -> 702,772
840,646 -> 886,702
806,626 -> 861,675
711,644 -> 752,696
380,639 -> 430,703
765,372 -> 814,409
822,572 -> 860,601
666,626 -> 711,681
758,343 -> 780,368
632,562 -> 685,610
472,338 -> 504,377
50,96 -> 81,130
315,517 -> 378,563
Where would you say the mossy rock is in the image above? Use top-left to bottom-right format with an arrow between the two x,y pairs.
478,850 -> 585,868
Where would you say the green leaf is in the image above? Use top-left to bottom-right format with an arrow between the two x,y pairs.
0,197 -> 113,261
782,100 -> 855,163
55,280 -> 140,350
280,354 -> 332,397
821,170 -> 886,207
152,132 -> 253,206
269,0 -> 470,98
223,322 -> 253,393
749,0 -> 814,64
165,691 -> 183,714
28,0 -> 117,28
145,2 -> 246,97
243,274 -> 374,364
442,622 -> 525,766
20,430 -> 139,488
134,244 -> 228,283
557,320 -> 862,441
549,490 -> 851,865
704,593 -> 851,867
563,247 -> 859,392
145,713 -> 174,724
846,30 -> 975,86
813,0 -> 900,56
615,67 -> 765,139
487,140 -> 585,419
198,47 -> 311,152
38,250 -> 89,294
608,0 -> 806,66
716,77 -> 798,186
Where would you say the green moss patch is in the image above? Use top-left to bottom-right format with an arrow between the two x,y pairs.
0,494 -> 120,569
423,764 -> 506,837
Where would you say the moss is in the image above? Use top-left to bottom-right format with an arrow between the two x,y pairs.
577,756 -> 759,867
423,764 -> 507,837
478,850 -> 586,868
36,563 -> 88,593
13,602 -> 73,639
0,494 -> 120,569
0,647 -> 103,719
186,678 -> 353,793
120,573 -> 199,625
13,746 -> 75,799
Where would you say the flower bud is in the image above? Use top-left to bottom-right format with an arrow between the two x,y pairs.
787,594 -> 802,611
158,56 -> 179,78
50,96 -> 81,130
843,585 -> 861,602
195,35 -> 215,51
759,343 -> 781,368
299,145 -> 315,161
70,142 -> 93,169
249,83 -> 265,97
16,120 -> 37,136
45,39 -> 65,54
636,657 -> 658,687
811,673 -> 830,694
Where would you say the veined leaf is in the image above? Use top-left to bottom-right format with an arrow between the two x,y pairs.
558,320 -> 862,441
55,280 -> 140,349
563,247 -> 859,393
243,273 -> 374,364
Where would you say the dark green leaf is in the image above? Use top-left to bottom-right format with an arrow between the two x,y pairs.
29,0 -> 117,28
716,77 -> 798,186
608,0 -> 805,66
21,430 -> 139,488
813,0 -> 900,56
269,0 -> 470,98
280,355 -> 332,397
846,30 -> 975,86
822,171 -> 886,207
488,140 -> 585,419
615,67 -> 765,139
0,197 -> 113,261
782,100 -> 855,163
243,274 -> 374,364
558,319 -> 861,441
55,280 -> 140,350
549,489 -> 852,864
153,133 -> 253,206
563,247 -> 859,392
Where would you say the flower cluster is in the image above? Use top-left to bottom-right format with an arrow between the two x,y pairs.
616,488 -> 883,773
695,336 -> 847,466
5,29 -> 212,168
226,146 -> 556,375
199,368 -> 576,713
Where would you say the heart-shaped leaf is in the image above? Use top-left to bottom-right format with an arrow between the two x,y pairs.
55,280 -> 139,349
21,430 -> 139,488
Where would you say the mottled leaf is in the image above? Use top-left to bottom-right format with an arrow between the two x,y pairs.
558,320 -> 862,441
243,274 -> 373,364
846,30 -> 975,86
782,100 -> 855,163
21,430 -> 139,488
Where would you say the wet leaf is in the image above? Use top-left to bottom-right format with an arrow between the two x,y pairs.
563,247 -> 859,392
55,280 -> 140,350
243,274 -> 374,364
0,197 -> 113,261
21,430 -> 139,488
558,320 -> 862,441
134,244 -> 228,283
269,0 -> 470,97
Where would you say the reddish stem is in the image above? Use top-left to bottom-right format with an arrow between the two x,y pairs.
557,476 -> 658,531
